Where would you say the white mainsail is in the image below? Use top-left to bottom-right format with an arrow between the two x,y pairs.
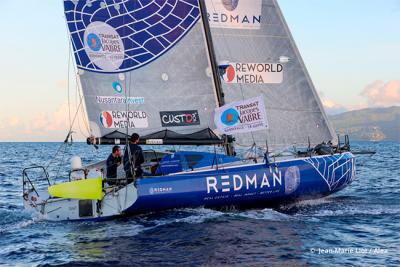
64,0 -> 220,142
206,0 -> 336,151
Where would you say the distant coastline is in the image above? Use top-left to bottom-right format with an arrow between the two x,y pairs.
329,106 -> 400,142
1,106 -> 399,143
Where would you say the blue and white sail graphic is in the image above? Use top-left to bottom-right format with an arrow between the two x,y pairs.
64,0 -> 219,139
65,0 -> 201,73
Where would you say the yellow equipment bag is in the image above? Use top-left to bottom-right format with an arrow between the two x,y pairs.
48,177 -> 103,200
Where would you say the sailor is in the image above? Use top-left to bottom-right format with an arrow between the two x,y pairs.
106,145 -> 122,185
123,133 -> 145,182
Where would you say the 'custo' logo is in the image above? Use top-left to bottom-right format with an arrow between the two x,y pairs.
87,33 -> 102,51
221,0 -> 239,11
221,108 -> 239,126
112,81 -> 123,94
220,64 -> 236,82
99,111 -> 113,128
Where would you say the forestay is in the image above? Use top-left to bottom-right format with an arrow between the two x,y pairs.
64,0 -> 220,140
205,0 -> 336,150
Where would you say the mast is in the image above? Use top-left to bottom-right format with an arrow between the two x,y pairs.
198,0 -> 235,156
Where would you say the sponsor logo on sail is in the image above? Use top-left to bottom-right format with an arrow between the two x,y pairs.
221,108 -> 239,126
220,63 -> 236,82
84,21 -> 124,71
220,63 -> 283,84
87,33 -> 102,51
222,0 -> 239,11
96,96 -> 145,105
160,110 -> 201,127
215,96 -> 268,134
99,111 -> 113,128
205,169 -> 283,194
99,111 -> 148,129
205,0 -> 262,29
112,81 -> 123,94
66,1 -> 201,72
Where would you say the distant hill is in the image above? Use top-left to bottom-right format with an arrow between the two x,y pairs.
329,106 -> 400,141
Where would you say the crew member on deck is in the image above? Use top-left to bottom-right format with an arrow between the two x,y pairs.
106,145 -> 122,185
124,133 -> 145,182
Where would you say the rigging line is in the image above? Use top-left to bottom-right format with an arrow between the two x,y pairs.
68,35 -> 89,138
74,67 -> 90,137
123,4 -> 136,180
54,143 -> 70,182
75,75 -> 90,135
207,0 -> 257,146
63,4 -> 90,137
45,7 -> 85,171
69,41 -> 90,135
67,37 -> 72,128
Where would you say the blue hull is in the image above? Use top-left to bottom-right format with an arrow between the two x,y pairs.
125,153 -> 355,214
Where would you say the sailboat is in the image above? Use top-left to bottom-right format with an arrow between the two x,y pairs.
22,0 -> 355,221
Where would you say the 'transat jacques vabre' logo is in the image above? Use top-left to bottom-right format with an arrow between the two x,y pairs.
84,21 -> 125,71
221,108 -> 239,126
87,33 -> 102,52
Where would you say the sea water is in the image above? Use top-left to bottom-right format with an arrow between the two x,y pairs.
0,142 -> 399,266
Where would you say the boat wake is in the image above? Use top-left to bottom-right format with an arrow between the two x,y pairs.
0,208 -> 41,234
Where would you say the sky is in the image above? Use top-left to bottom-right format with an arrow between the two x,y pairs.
0,0 -> 399,141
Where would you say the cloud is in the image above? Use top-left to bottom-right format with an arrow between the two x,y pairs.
319,91 -> 349,115
321,98 -> 348,115
361,80 -> 400,107
0,102 -> 88,142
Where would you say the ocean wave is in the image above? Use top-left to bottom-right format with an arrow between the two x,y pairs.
227,208 -> 292,221
0,208 -> 43,234
299,205 -> 400,217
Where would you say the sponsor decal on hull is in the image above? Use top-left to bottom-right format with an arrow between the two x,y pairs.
205,0 -> 262,29
149,187 -> 173,195
204,169 -> 284,200
215,96 -> 268,134
99,111 -> 148,129
160,110 -> 201,127
219,62 -> 283,84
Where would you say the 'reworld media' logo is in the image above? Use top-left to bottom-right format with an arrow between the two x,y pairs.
221,0 -> 239,11
221,108 -> 239,126
219,63 -> 236,83
112,81 -> 123,94
99,111 -> 148,129
220,62 -> 283,84
87,33 -> 102,51
99,111 -> 113,128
